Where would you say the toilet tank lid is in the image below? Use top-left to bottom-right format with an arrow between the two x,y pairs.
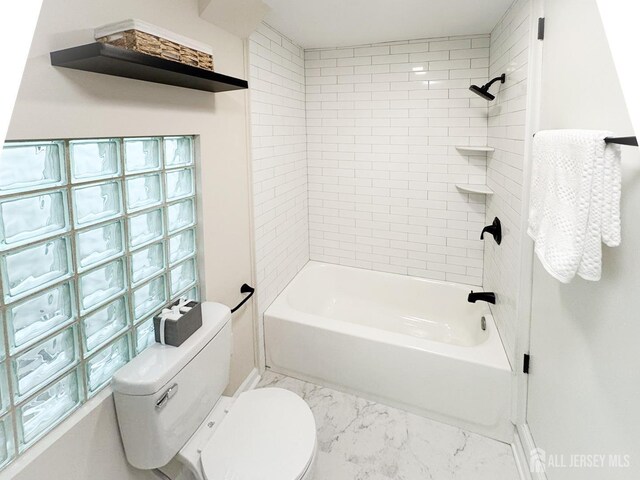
112,302 -> 231,396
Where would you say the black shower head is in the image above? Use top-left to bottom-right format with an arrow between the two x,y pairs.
469,73 -> 506,101
469,84 -> 495,101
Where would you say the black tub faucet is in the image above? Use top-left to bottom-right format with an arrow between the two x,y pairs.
468,291 -> 496,304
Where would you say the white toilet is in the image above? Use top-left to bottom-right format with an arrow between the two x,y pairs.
112,302 -> 317,480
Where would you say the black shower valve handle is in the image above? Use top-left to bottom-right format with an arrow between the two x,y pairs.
481,217 -> 502,245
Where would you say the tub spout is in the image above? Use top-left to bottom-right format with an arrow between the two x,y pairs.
468,291 -> 496,304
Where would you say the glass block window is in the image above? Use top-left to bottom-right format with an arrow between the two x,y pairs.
0,136 -> 200,468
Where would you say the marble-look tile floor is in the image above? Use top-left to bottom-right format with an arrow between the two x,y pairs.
257,372 -> 520,480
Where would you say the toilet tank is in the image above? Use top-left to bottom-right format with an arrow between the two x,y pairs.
112,302 -> 232,470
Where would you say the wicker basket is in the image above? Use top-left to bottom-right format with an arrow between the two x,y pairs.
95,20 -> 214,71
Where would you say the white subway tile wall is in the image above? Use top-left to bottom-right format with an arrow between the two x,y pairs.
0,136 -> 199,469
485,0 -> 530,364
306,35 -> 491,284
249,24 -> 309,316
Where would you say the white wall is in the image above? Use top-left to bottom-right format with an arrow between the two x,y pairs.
0,0 -> 42,147
249,23 -> 309,319
526,0 -> 640,478
306,36 -> 491,285
4,391 -> 152,480
3,0 -> 255,477
485,0 -> 531,365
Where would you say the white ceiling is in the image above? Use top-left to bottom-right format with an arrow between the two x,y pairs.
263,0 -> 514,49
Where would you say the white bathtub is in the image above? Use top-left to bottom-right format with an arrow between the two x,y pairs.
264,262 -> 513,442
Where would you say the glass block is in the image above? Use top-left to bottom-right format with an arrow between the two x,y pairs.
165,168 -> 194,201
169,229 -> 195,266
76,220 -> 124,271
125,173 -> 163,213
7,282 -> 75,353
164,137 -> 193,168
82,297 -> 128,354
86,335 -> 129,395
124,137 -> 161,174
185,286 -> 199,302
167,198 -> 195,234
0,141 -> 65,196
0,414 -> 14,469
12,327 -> 78,402
170,287 -> 198,305
128,208 -> 163,250
18,370 -> 81,448
135,317 -> 155,354
79,259 -> 126,313
1,237 -> 72,303
0,365 -> 9,414
69,139 -> 121,183
133,275 -> 166,321
170,258 -> 197,296
72,180 -> 123,228
0,189 -> 69,251
131,243 -> 165,286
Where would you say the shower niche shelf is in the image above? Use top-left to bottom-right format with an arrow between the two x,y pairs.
456,184 -> 494,195
50,42 -> 248,93
456,146 -> 495,153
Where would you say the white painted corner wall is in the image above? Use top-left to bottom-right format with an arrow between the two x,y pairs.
199,0 -> 271,38
525,1 -> 640,479
595,0 -> 640,139
0,1 -> 43,147
2,0 -> 256,477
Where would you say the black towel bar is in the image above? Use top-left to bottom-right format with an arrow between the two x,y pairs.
533,133 -> 638,146
604,136 -> 638,146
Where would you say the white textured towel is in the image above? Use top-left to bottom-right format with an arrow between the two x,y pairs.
528,130 -> 622,283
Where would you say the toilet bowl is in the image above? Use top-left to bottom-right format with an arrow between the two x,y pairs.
111,302 -> 317,480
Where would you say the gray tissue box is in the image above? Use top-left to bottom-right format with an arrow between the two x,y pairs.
153,301 -> 202,347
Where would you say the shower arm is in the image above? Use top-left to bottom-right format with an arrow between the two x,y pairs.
480,74 -> 506,92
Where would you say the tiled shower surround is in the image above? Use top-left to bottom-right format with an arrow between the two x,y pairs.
485,0 -> 530,364
248,24 -> 309,318
305,36 -> 491,284
249,14 -> 530,353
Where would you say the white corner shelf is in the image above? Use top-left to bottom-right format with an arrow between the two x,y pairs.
455,184 -> 494,195
455,146 -> 495,153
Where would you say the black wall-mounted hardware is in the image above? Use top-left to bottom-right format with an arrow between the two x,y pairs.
481,217 -> 502,245
50,42 -> 249,93
468,291 -> 496,304
469,73 -> 506,101
231,283 -> 255,313
523,353 -> 531,374
533,133 -> 638,147
604,136 -> 638,146
538,18 -> 545,40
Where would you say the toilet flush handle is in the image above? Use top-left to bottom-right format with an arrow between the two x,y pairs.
156,383 -> 178,410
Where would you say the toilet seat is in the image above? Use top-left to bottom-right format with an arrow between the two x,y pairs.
200,388 -> 317,480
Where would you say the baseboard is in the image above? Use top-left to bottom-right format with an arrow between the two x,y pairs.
233,367 -> 261,397
512,427 -> 533,480
514,423 -> 548,480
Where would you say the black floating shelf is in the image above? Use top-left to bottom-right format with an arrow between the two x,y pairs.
50,42 -> 248,93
